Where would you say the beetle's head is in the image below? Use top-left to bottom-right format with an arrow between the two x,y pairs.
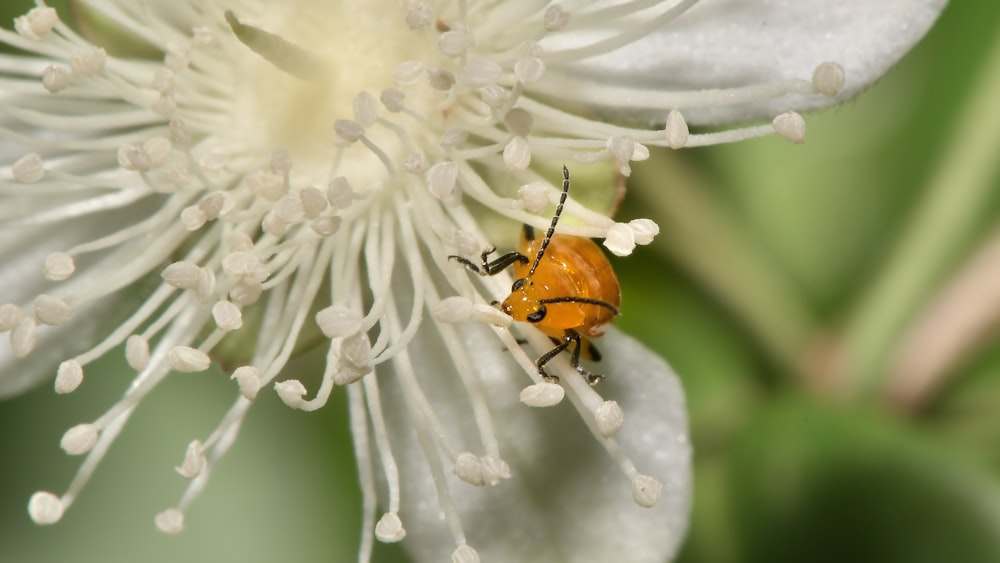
500,277 -> 547,323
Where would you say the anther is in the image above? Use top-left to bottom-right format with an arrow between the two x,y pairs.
180,205 -> 207,231
259,212 -> 289,237
61,423 -> 99,455
12,153 -> 44,182
28,492 -> 64,525
14,7 -> 58,40
264,153 -> 290,181
310,215 -> 342,236
55,360 -> 84,394
629,219 -> 660,246
608,136 -> 647,175
212,300 -> 243,331
665,110 -> 689,149
41,65 -> 71,93
479,85 -> 508,109
518,182 -> 549,214
772,111 -> 806,144
151,94 -> 177,117
164,45 -> 190,71
162,261 -> 203,290
812,61 -> 846,97
44,252 -> 76,281
503,108 -> 534,137
340,332 -> 373,368
196,268 -> 215,303
228,232 -> 254,252
427,67 -> 456,91
439,29 -> 474,57
231,366 -> 262,400
222,251 -> 260,277
144,137 -> 172,166
316,305 -> 363,338
503,137 -> 531,170
426,161 -> 459,200
299,186 -> 327,219
452,544 -> 481,563
334,119 -> 365,143
176,440 -> 206,479
595,400 -> 624,437
544,4 -> 570,31
152,69 -> 175,94
454,452 -> 485,486
167,346 -> 212,372
403,152 -> 427,174
0,304 -> 23,332
117,143 -> 151,171
247,170 -> 285,201
126,335 -> 150,371
169,118 -> 191,145
229,281 -> 263,306
327,177 -> 354,208
380,88 -> 406,112
603,223 -> 637,257
631,474 -> 663,508
33,295 -> 71,326
275,379 -> 307,408
11,317 -> 37,358
375,512 -> 407,542
519,382 -> 565,407
514,55 -> 545,85
155,508 -> 185,535
405,3 -> 433,30
479,456 -> 511,486
441,128 -> 469,148
70,48 -> 107,76
274,194 -> 304,223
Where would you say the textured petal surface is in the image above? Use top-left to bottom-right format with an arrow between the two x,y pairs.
542,0 -> 948,124
379,324 -> 691,563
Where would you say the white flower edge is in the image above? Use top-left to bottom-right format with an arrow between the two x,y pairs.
540,0 -> 949,124
377,324 -> 691,563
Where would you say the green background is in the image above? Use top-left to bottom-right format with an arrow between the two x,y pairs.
2,1 -> 999,562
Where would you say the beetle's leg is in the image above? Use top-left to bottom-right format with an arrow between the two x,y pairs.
448,247 -> 528,276
586,340 -> 602,362
566,330 -> 604,385
535,334 -> 574,383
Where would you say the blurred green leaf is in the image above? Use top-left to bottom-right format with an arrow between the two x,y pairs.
726,397 -> 1000,563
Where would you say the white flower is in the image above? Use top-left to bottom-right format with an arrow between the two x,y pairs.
0,1 -> 943,562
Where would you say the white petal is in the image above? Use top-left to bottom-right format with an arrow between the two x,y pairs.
378,324 -> 691,563
542,0 -> 946,124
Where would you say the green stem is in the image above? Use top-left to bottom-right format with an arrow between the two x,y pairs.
841,29 -> 1000,395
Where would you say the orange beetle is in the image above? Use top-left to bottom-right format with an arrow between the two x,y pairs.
451,166 -> 620,384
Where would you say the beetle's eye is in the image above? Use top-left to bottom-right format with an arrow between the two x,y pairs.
511,278 -> 526,291
527,305 -> 546,323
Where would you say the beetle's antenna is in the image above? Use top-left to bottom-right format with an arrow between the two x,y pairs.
528,165 -> 571,277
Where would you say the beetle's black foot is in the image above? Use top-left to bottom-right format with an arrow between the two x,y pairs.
576,366 -> 604,385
